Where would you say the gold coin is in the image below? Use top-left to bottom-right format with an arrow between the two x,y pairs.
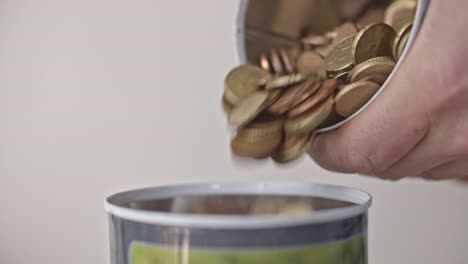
384,0 -> 417,29
231,132 -> 282,159
325,35 -> 356,73
236,117 -> 284,143
392,15 -> 415,33
264,89 -> 283,109
360,73 -> 391,85
393,22 -> 413,59
352,23 -> 396,65
271,134 -> 309,164
349,56 -> 395,84
334,70 -> 351,83
335,80 -> 380,117
278,201 -> 315,216
297,51 -> 325,76
265,73 -> 307,90
222,96 -> 233,115
268,77 -> 321,115
315,44 -> 334,58
284,96 -> 334,135
317,109 -> 345,129
396,30 -> 411,60
228,91 -> 269,127
224,65 -> 271,105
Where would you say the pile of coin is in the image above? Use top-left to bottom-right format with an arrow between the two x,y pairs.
222,0 -> 417,164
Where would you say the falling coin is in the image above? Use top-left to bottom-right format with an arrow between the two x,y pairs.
271,134 -> 310,164
236,117 -> 284,143
228,91 -> 269,127
231,133 -> 282,159
284,96 -> 335,135
224,65 -> 271,105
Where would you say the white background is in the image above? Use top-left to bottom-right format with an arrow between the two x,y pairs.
0,0 -> 467,263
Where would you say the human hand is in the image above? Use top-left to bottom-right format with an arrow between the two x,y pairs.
308,0 -> 468,180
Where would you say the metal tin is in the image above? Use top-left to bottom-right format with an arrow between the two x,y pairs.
235,0 -> 430,133
106,182 -> 372,264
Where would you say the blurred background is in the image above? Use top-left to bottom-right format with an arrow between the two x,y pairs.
0,0 -> 467,263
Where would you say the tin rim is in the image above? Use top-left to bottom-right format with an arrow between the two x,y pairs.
105,181 -> 372,229
235,0 -> 430,133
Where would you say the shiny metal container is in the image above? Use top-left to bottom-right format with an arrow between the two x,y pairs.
235,0 -> 430,132
105,182 -> 371,264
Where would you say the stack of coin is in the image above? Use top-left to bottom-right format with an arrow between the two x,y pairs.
223,0 -> 417,164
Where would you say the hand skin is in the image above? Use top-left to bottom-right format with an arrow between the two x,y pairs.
308,0 -> 468,181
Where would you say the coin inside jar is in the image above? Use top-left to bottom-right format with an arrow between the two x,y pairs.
335,80 -> 380,117
352,23 -> 397,64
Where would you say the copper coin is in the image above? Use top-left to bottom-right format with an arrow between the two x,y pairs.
260,53 -> 272,74
301,34 -> 331,46
352,23 -> 396,65
333,22 -> 358,45
297,51 -> 325,76
288,79 -> 338,117
267,77 -> 321,115
335,80 -> 380,117
264,89 -> 283,109
279,49 -> 295,74
270,48 -> 284,75
284,96 -> 335,135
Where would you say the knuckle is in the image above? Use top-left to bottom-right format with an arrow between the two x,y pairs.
345,147 -> 380,175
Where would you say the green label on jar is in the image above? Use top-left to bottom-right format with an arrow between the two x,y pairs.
130,235 -> 366,264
